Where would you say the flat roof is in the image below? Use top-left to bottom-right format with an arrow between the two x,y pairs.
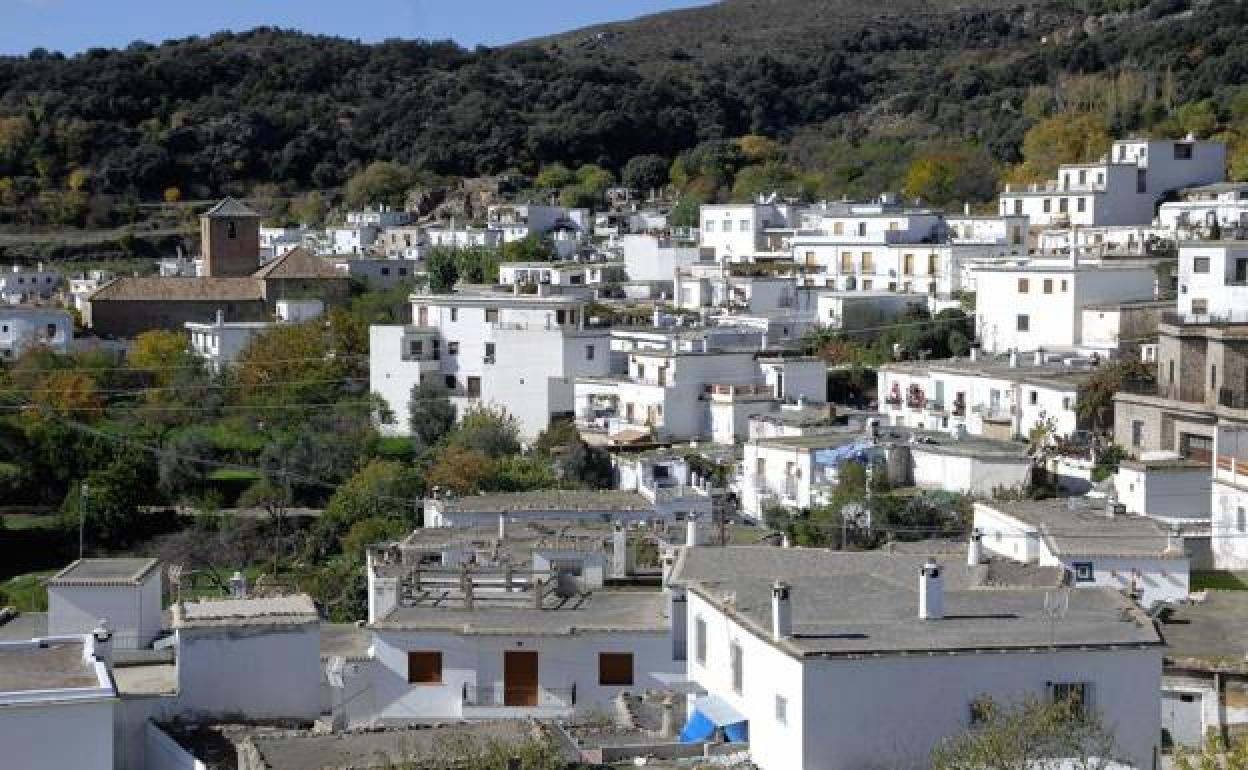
245,722 -> 554,770
372,589 -> 668,635
49,558 -> 160,587
979,498 -> 1182,559
173,595 -> 318,629
429,489 -> 653,514
880,356 -> 1095,390
0,639 -> 106,694
671,547 -> 1160,657
1161,591 -> 1248,671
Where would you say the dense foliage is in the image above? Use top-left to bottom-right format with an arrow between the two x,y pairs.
4,0 -> 1248,229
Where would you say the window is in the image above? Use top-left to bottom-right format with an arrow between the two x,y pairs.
1051,682 -> 1091,720
1043,199 -> 1051,213
45,324 -> 57,339
450,307 -> 458,321
775,695 -> 788,725
903,253 -> 914,275
1060,279 -> 1068,292
1077,197 -> 1086,213
399,267 -> 408,277
599,653 -> 634,686
1192,299 -> 1209,315
1238,507 -> 1246,533
408,339 -> 424,357
467,376 -> 481,398
861,252 -> 874,272
840,252 -> 853,272
857,222 -> 867,236
694,616 -> 707,664
1192,257 -> 1211,274
586,344 -> 595,361
1018,278 -> 1029,293
1013,199 -> 1022,216
928,254 -> 940,275
1017,314 -> 1030,332
1043,279 -> 1053,294
1175,143 -> 1193,160
1059,197 -> 1068,214
1168,360 -> 1175,384
833,221 -> 844,235
1078,170 -> 1086,185
445,375 -> 457,390
729,641 -> 743,694
1212,363 -> 1218,390
226,221 -> 237,239
704,220 -> 715,232
1071,563 -> 1095,582
1029,390 -> 1038,405
1062,396 -> 1072,410
861,279 -> 873,290
380,267 -> 391,276
485,308 -> 499,323
1130,419 -> 1144,448
739,220 -> 749,232
1097,172 -> 1104,186
1137,169 -> 1147,194
407,651 -> 442,684
447,341 -> 459,355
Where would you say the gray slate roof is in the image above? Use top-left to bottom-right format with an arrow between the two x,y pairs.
980,498 -> 1183,559
1160,591 -> 1248,672
0,640 -> 100,692
202,197 -> 260,218
371,589 -> 668,635
49,558 -> 161,586
671,546 -> 1160,658
431,489 -> 652,514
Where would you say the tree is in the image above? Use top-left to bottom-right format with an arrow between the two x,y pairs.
233,317 -> 363,409
344,161 -> 413,208
31,370 -> 104,420
534,419 -> 612,488
1176,99 -> 1219,138
340,516 -> 409,563
1174,733 -> 1248,770
409,380 -> 457,449
1007,113 -> 1111,186
447,405 -> 521,458
311,459 -> 422,558
1078,360 -> 1153,434
534,163 -> 575,190
130,329 -> 195,388
426,446 -> 496,495
621,154 -> 669,192
931,696 -> 1118,770
163,186 -> 181,203
289,190 -> 327,225
69,451 -> 155,550
902,149 -> 999,207
424,245 -> 460,293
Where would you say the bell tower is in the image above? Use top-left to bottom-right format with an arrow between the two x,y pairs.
201,197 -> 261,277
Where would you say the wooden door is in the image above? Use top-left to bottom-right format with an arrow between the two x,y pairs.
504,650 -> 538,707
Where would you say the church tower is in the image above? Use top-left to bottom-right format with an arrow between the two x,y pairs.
201,197 -> 261,277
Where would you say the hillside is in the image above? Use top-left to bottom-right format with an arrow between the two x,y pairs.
0,0 -> 1245,233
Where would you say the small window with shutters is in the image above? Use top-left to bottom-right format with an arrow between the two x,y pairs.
407,651 -> 442,684
599,653 -> 634,686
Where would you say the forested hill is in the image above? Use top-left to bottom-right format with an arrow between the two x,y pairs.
0,0 -> 1246,218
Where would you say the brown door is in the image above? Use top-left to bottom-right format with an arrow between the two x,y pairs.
504,650 -> 538,706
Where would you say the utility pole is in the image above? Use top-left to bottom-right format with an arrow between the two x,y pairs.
78,481 -> 89,560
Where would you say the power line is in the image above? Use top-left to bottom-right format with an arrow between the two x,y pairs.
0,353 -> 369,376
0,376 -> 369,396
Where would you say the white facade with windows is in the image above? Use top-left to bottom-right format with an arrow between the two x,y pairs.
1176,241 -> 1248,322
1212,425 -> 1248,569
1158,182 -> 1248,237
619,234 -> 704,282
999,137 -> 1227,227
972,259 -> 1157,354
0,305 -> 71,358
0,262 -> 61,304
370,288 -> 611,439
673,547 -> 1163,770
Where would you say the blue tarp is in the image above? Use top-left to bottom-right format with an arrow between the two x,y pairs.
812,439 -> 871,467
679,695 -> 749,744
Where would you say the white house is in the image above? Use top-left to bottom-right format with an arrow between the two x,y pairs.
259,226 -> 313,261
172,595 -> 321,721
328,224 -> 381,255
0,305 -> 72,358
47,558 -> 163,650
809,290 -> 927,333
699,198 -> 814,262
973,497 -> 1190,606
69,270 -> 114,314
670,546 -> 1163,770
185,299 -> 324,372
0,634 -> 116,770
331,256 -> 421,288
999,136 -> 1227,227
619,234 -> 704,282
1158,182 -> 1248,237
370,287 -> 612,440
347,205 -> 412,229
877,353 -> 1093,441
497,261 -> 625,288
1113,455 -> 1211,524
1079,299 -> 1174,358
379,225 -> 429,259
1176,241 -> 1248,322
1211,425 -> 1248,569
486,204 -> 588,244
971,257 -> 1157,354
0,262 -> 60,304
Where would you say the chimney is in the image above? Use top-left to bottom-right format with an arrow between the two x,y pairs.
781,532 -> 792,548
963,202 -> 970,216
216,308 -> 225,326
612,522 -> 633,578
771,580 -> 793,639
685,516 -> 700,547
797,394 -> 807,409
229,571 -> 248,598
659,696 -> 678,738
1033,349 -> 1044,367
969,346 -> 980,363
91,620 -> 113,667
498,513 -> 507,541
461,569 -> 475,610
1008,349 -> 1019,368
1167,525 -> 1185,555
967,529 -> 983,566
919,560 -> 944,620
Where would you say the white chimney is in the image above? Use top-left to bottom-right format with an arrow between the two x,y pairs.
781,532 -> 792,548
967,529 -> 983,566
612,522 -> 632,578
771,580 -> 793,639
216,308 -> 225,326
1008,349 -> 1019,368
685,516 -> 700,547
91,619 -> 113,667
498,513 -> 507,541
1033,349 -> 1044,367
969,346 -> 980,363
919,560 -> 944,620
229,570 -> 248,598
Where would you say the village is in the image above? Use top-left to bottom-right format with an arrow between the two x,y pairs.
5,132 -> 1248,770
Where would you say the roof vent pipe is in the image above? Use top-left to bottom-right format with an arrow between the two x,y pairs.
1008,349 -> 1019,368
919,560 -> 944,620
771,580 -> 793,639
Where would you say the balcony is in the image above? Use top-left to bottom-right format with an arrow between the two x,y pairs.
461,683 -> 576,712
1219,388 -> 1248,411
